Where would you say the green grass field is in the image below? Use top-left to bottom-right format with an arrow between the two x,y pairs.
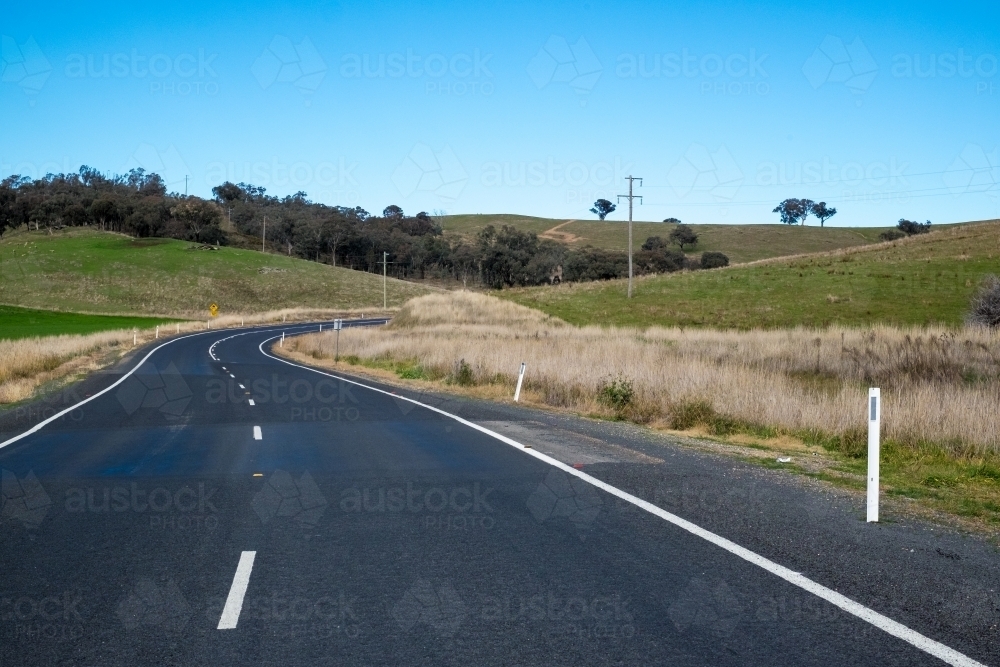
0,228 -> 433,317
503,220 -> 1000,329
0,305 -> 177,340
439,213 -> 895,264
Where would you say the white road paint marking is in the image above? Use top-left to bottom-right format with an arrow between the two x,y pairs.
0,321 -> 331,451
253,426 -> 262,440
229,373 -> 235,378
239,384 -> 245,389
248,399 -> 255,406
217,551 -> 256,630
260,338 -> 986,667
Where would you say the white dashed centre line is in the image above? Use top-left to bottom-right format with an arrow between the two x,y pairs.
253,426 -> 262,440
217,551 -> 256,630
239,384 -> 245,389
248,399 -> 255,406
229,374 -> 235,378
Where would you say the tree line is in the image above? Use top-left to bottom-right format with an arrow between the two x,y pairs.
0,167 -> 228,244
0,167 -> 728,288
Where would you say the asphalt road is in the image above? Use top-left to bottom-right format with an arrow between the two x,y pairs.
1,320 -> 997,666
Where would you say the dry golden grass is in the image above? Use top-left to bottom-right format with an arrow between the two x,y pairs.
289,291 -> 1000,454
0,307 -> 391,405
0,330 -> 133,403
208,307 -> 391,329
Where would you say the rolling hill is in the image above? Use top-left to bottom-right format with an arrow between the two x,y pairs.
438,213 -> 895,265
502,220 -> 1000,329
0,227 -> 434,318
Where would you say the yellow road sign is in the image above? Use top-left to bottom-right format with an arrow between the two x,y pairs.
209,303 -> 219,317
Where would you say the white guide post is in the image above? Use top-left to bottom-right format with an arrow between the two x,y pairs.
514,362 -> 526,402
155,326 -> 159,339
867,388 -> 881,523
334,319 -> 342,360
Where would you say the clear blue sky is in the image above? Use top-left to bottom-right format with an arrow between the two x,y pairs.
2,0 -> 998,226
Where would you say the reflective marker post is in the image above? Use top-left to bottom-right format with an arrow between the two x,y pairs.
514,362 -> 526,402
867,388 -> 881,523
334,319 -> 343,361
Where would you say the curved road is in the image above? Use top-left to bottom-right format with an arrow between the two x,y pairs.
0,321 -> 995,666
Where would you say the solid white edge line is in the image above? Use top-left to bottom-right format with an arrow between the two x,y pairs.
0,321 -> 353,451
258,335 -> 986,667
253,426 -> 262,440
217,551 -> 256,630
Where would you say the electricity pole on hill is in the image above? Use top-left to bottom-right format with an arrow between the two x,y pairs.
378,251 -> 394,309
618,175 -> 643,299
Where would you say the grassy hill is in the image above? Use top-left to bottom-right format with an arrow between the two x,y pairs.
0,227 -> 433,318
502,220 -> 1000,329
439,214 -> 895,264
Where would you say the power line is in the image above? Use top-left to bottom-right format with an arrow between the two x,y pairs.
617,176 -> 642,299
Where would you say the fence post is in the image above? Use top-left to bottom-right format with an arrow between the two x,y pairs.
514,362 -> 526,402
867,388 -> 881,523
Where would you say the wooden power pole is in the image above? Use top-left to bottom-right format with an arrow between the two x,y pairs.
618,175 -> 643,298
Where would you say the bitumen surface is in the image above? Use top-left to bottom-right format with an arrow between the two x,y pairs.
0,320 -> 997,666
